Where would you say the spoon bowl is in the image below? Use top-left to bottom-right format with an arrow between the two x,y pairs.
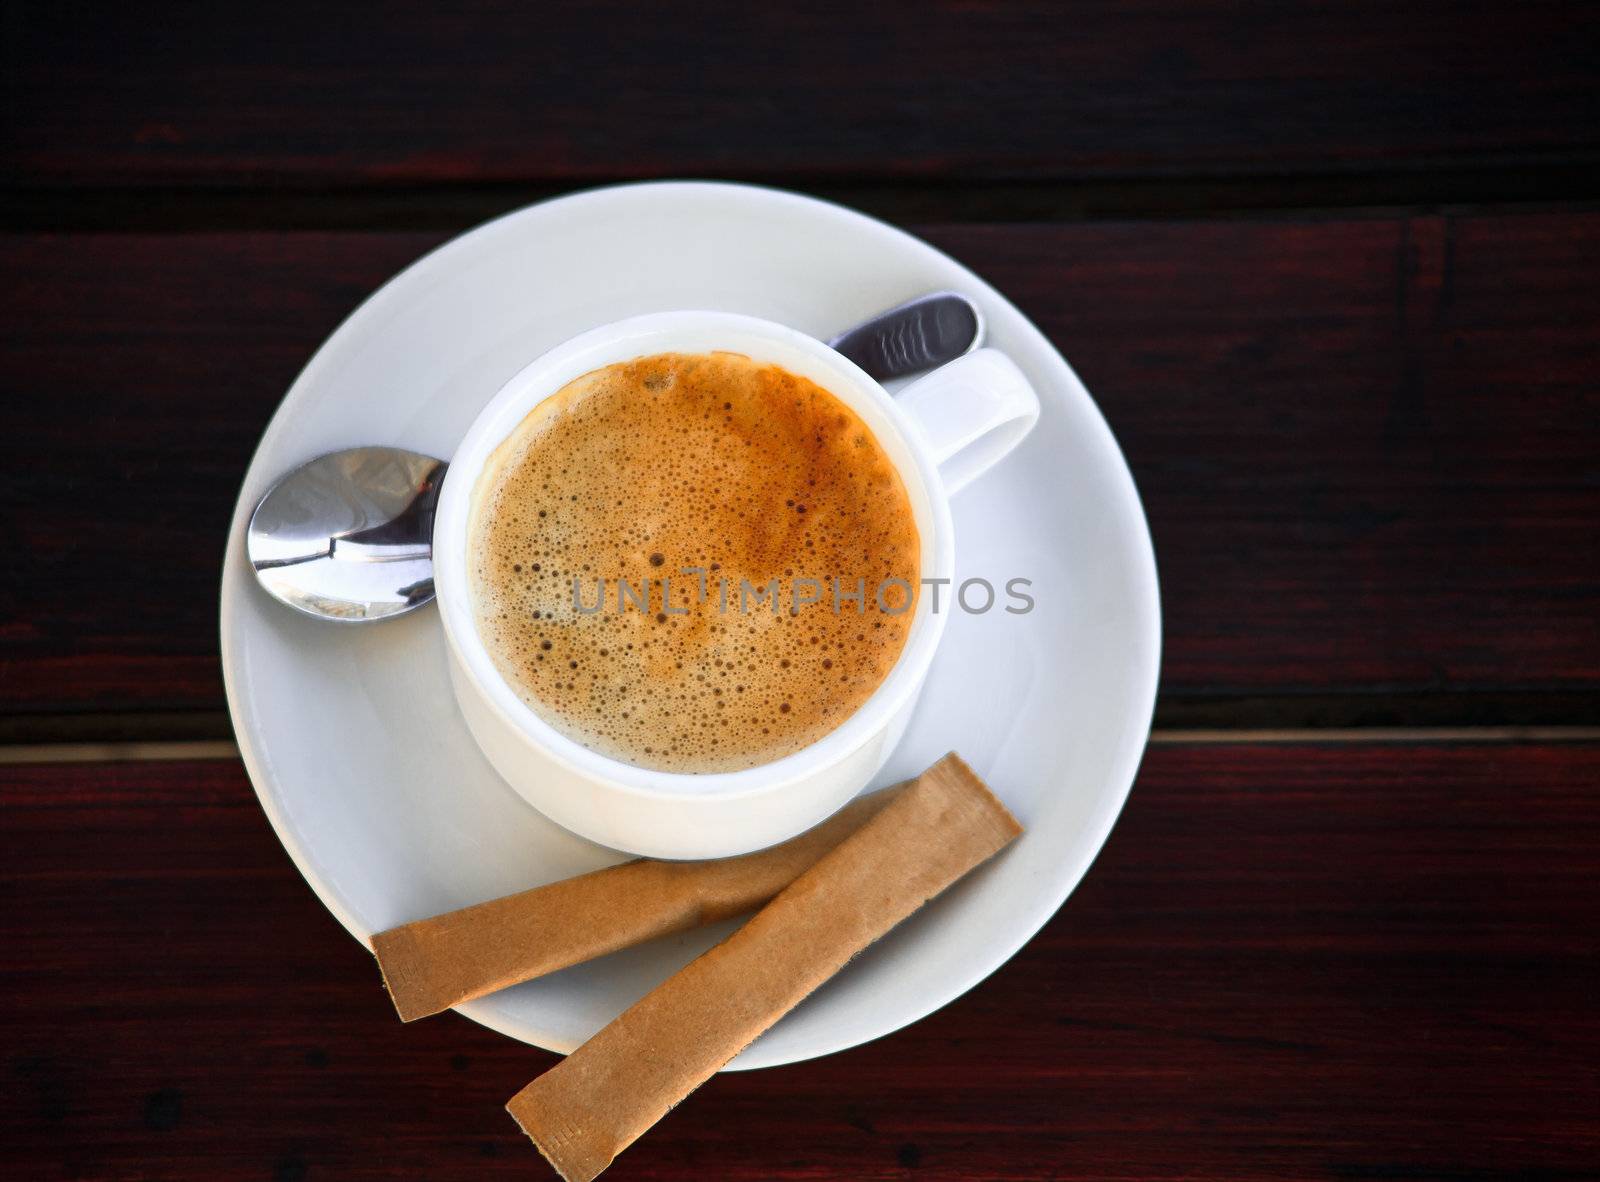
248,447 -> 446,621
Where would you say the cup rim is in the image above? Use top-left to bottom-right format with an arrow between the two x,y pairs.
432,310 -> 956,801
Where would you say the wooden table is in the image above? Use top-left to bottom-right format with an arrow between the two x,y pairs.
4,4 -> 1596,1178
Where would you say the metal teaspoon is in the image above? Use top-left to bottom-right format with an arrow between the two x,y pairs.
247,291 -> 984,622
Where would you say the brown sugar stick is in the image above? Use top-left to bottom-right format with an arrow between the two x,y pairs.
506,753 -> 1022,1182
370,786 -> 902,1022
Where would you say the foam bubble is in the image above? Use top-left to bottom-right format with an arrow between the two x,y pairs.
468,351 -> 920,773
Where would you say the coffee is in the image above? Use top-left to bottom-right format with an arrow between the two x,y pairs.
468,351 -> 920,773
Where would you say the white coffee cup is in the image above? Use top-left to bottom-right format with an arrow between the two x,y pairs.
433,311 -> 1039,859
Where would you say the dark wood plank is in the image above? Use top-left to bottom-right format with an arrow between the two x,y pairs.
3,210 -> 1597,731
5,2 -> 1597,196
922,212 -> 1600,725
4,744 -> 1596,1178
0,233 -> 440,726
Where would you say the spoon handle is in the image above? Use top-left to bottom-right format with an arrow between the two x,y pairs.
827,291 -> 985,381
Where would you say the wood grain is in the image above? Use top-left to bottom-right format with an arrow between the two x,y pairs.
3,745 -> 1595,1179
923,212 -> 1600,722
3,211 -> 1596,729
0,232 -> 439,725
5,2 -> 1597,197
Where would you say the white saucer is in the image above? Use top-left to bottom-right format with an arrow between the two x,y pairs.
220,182 -> 1160,1070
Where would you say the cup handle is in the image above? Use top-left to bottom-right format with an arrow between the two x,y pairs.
894,348 -> 1041,495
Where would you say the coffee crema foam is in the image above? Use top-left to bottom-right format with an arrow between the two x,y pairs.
468,351 -> 920,773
